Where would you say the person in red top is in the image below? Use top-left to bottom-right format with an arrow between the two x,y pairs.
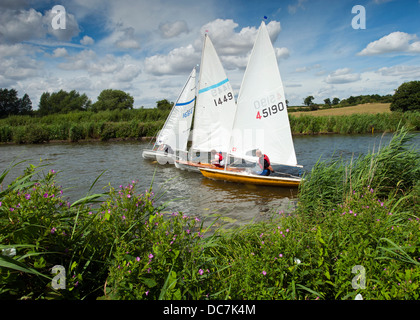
210,149 -> 224,167
255,149 -> 274,176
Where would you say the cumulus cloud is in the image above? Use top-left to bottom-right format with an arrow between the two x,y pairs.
52,47 -> 69,58
0,8 -> 44,43
0,7 -> 80,43
325,68 -> 361,84
358,31 -> 420,56
102,26 -> 141,49
145,19 -> 287,75
80,35 -> 95,45
200,19 -> 282,56
159,20 -> 189,38
144,44 -> 199,75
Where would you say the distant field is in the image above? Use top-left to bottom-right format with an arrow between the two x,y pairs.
292,103 -> 391,117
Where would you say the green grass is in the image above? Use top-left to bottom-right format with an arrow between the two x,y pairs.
0,127 -> 419,300
1,107 -> 419,144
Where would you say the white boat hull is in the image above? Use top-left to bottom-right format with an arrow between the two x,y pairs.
142,149 -> 175,164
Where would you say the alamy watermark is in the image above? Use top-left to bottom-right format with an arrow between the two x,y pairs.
351,5 -> 366,29
51,5 -> 66,30
351,265 -> 366,290
51,265 -> 66,290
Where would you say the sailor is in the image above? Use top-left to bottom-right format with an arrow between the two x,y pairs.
210,149 -> 225,167
255,149 -> 274,176
158,144 -> 174,155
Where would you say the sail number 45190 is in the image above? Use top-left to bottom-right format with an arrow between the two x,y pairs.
256,102 -> 284,119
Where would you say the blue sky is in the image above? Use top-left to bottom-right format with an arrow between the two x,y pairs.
1,0 -> 420,108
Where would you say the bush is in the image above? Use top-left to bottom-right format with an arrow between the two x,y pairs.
391,81 -> 420,112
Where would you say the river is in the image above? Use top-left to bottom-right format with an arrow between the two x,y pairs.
1,132 -> 419,228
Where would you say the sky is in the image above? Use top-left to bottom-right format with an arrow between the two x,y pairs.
1,0 -> 420,109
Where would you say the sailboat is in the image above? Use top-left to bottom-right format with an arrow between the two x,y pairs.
142,67 -> 196,163
199,21 -> 302,187
175,33 -> 242,172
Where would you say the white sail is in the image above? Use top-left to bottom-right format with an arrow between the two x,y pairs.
155,67 -> 196,152
229,21 -> 298,167
191,34 -> 237,153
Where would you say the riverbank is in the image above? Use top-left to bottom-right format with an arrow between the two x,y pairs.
1,128 -> 418,300
1,108 -> 419,144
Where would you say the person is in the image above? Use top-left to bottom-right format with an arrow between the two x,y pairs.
255,149 -> 273,176
210,149 -> 225,167
158,144 -> 173,155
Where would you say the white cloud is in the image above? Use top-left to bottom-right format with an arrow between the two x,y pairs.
200,19 -> 282,56
80,35 -> 95,45
100,26 -> 141,49
52,47 -> 69,58
58,49 -> 96,70
0,8 -> 44,43
288,0 -> 307,14
159,20 -> 189,38
0,7 -> 80,43
376,65 -> 420,78
325,68 -> 361,84
144,19 -> 286,75
358,31 -> 420,56
144,44 -> 199,75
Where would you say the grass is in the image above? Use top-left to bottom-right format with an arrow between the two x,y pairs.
1,104 -> 419,144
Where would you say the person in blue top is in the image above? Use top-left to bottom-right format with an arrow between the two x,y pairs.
254,149 -> 274,176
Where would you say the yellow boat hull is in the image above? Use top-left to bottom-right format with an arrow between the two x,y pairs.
199,168 -> 301,187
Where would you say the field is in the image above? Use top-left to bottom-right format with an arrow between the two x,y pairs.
292,103 -> 391,117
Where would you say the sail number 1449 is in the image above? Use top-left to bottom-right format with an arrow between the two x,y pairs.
256,102 -> 284,119
214,92 -> 234,106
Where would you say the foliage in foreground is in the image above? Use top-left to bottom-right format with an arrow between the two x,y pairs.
0,128 -> 419,300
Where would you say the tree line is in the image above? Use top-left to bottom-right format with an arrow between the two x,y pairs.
0,88 -> 174,119
1,81 -> 419,118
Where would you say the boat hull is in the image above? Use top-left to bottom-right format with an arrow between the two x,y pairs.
199,168 -> 301,187
142,150 -> 175,164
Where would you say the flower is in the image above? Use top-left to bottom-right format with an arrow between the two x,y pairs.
127,194 -> 131,198
51,227 -> 57,234
25,194 -> 31,200
145,290 -> 149,296
148,253 -> 154,259
262,271 -> 267,276
136,257 -> 140,262
199,269 -> 204,275
43,193 -> 48,198
279,254 -> 283,258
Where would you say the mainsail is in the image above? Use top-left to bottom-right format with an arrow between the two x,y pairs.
191,34 -> 237,153
154,67 -> 196,152
228,21 -> 298,167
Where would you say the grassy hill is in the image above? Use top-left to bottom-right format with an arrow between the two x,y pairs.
292,103 -> 391,117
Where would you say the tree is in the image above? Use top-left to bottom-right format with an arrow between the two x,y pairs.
0,88 -> 33,118
156,99 -> 173,111
390,81 -> 420,112
38,90 -> 91,116
92,89 -> 134,112
324,98 -> 331,106
304,96 -> 314,107
332,97 -> 340,105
